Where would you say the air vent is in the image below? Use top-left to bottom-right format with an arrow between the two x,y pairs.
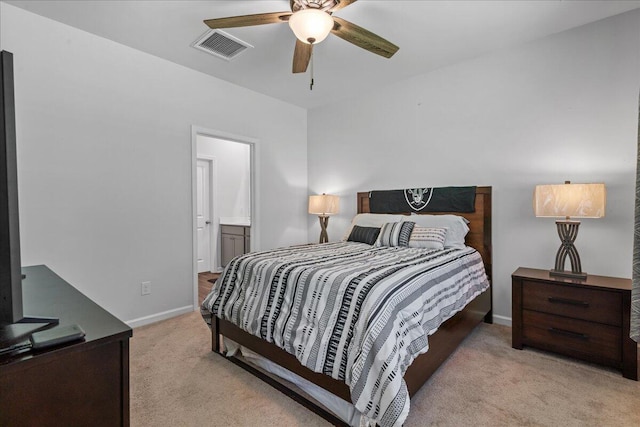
192,30 -> 253,61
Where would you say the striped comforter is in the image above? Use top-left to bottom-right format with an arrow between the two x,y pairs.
201,242 -> 489,427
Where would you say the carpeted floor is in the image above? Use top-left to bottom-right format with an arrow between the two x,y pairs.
130,311 -> 640,427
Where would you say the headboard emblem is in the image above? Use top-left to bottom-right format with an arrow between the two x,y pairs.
369,186 -> 477,213
404,188 -> 433,211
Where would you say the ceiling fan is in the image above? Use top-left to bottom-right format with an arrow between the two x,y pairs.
203,0 -> 399,75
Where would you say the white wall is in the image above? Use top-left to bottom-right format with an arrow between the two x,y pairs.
307,10 -> 640,325
197,135 -> 251,221
0,3 -> 308,325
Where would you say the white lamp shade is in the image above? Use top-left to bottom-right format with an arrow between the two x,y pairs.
288,9 -> 334,44
309,194 -> 339,215
533,183 -> 606,218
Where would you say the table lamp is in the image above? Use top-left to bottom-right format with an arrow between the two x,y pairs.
533,181 -> 606,279
309,194 -> 339,243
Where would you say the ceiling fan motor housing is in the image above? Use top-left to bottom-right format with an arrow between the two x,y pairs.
291,0 -> 338,13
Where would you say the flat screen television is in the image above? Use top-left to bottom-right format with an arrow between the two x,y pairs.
0,50 -> 57,327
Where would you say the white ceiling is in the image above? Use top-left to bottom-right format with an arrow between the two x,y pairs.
5,0 -> 640,109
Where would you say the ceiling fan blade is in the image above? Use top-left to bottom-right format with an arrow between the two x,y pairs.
292,40 -> 313,73
331,17 -> 399,58
204,12 -> 291,29
329,0 -> 358,13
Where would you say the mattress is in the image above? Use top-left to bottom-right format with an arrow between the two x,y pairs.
201,241 -> 489,427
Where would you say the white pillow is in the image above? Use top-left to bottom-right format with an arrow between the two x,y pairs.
408,227 -> 447,250
342,213 -> 406,241
405,214 -> 469,249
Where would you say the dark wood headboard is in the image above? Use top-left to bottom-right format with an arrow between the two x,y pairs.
357,186 -> 492,282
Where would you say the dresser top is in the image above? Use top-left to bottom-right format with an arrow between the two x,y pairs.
512,267 -> 631,291
1,265 -> 131,365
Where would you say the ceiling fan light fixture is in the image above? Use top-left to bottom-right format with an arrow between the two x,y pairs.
288,9 -> 334,44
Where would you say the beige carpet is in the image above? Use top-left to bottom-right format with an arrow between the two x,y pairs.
131,312 -> 640,426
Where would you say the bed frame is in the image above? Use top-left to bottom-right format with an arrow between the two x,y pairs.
210,186 -> 492,425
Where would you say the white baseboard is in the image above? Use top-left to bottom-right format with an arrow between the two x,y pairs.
492,314 -> 512,327
126,305 -> 195,329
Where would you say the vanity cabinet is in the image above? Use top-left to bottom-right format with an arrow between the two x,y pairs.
221,225 -> 250,266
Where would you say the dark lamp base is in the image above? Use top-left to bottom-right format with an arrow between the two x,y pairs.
551,220 -> 587,281
317,215 -> 330,244
550,269 -> 587,280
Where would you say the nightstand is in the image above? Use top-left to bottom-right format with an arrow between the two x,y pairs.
512,267 -> 638,380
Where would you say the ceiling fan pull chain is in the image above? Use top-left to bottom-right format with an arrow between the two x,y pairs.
310,47 -> 314,90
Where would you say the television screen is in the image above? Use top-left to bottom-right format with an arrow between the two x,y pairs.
0,51 -> 57,329
0,50 -> 24,326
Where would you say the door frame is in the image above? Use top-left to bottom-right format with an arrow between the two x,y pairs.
191,125 -> 260,309
196,155 -> 218,273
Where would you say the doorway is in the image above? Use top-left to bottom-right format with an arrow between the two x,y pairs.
191,126 -> 259,309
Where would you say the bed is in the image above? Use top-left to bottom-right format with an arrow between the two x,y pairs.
201,186 -> 492,426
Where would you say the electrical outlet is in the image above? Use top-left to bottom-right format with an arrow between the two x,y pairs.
141,281 -> 151,296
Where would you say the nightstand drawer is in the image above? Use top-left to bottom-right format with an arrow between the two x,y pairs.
523,310 -> 621,363
522,280 -> 621,326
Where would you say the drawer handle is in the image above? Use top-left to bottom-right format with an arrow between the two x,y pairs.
547,297 -> 589,308
548,327 -> 589,340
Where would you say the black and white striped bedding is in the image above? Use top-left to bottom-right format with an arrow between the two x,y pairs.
201,242 -> 489,427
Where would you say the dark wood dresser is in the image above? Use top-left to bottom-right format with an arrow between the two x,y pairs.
512,267 -> 637,380
0,265 -> 132,426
